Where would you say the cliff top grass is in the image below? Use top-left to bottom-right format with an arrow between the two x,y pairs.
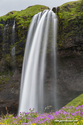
0,5 -> 49,20
58,0 -> 83,21
0,5 -> 49,27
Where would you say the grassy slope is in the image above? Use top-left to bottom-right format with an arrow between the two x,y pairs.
65,94 -> 83,107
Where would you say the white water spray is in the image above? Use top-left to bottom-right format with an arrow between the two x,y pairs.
11,20 -> 15,57
11,20 -> 15,70
3,23 -> 9,55
18,10 -> 58,115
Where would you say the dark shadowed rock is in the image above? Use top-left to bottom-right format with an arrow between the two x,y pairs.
52,7 -> 57,13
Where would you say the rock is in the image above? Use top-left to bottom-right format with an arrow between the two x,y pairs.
52,7 -> 57,13
10,12 -> 14,14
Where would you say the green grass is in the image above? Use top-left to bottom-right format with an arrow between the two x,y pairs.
65,94 -> 83,107
0,5 -> 49,19
0,5 -> 49,28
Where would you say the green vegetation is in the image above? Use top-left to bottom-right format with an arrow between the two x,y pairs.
0,5 -> 49,28
0,5 -> 49,69
4,54 -> 11,65
58,0 -> 82,21
0,76 -> 9,85
0,24 -> 4,28
57,0 -> 83,48
65,94 -> 83,107
0,70 -> 13,91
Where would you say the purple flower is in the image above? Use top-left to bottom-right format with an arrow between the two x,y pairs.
80,112 -> 83,117
22,123 -> 28,125
71,113 -> 74,116
13,120 -> 16,123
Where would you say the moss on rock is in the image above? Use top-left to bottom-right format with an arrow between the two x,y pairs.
57,0 -> 83,53
0,5 -> 49,71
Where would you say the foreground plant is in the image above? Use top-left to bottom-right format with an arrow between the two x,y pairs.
0,105 -> 83,125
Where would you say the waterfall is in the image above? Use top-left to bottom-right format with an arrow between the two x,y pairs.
18,10 -> 58,115
11,20 -> 15,58
11,20 -> 15,70
3,23 -> 9,55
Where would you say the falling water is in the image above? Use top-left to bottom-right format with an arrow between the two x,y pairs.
11,20 -> 15,70
11,20 -> 15,58
18,10 -> 58,115
3,23 -> 9,55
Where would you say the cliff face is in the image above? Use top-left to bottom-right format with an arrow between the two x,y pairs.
57,0 -> 83,54
56,0 -> 83,110
0,1 -> 83,114
0,5 -> 49,71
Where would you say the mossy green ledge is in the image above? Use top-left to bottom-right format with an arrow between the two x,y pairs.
57,0 -> 83,56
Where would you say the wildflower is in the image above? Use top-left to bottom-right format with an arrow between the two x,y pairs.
81,120 -> 83,122
22,123 -> 28,125
80,112 -> 83,117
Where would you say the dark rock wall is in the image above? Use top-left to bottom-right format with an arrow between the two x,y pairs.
56,52 -> 83,109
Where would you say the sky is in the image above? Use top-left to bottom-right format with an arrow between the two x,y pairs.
0,0 -> 77,17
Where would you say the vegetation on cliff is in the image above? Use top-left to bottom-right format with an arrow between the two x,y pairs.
0,5 -> 49,94
0,5 -> 49,26
57,0 -> 83,53
0,5 -> 49,71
